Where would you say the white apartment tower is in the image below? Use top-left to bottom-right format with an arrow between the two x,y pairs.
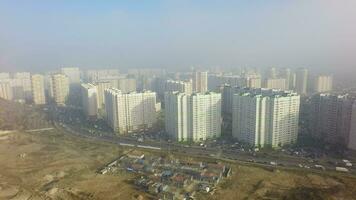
295,68 -> 308,95
49,74 -> 69,105
31,74 -> 46,105
246,77 -> 262,88
81,83 -> 98,119
105,88 -> 157,134
313,75 -> 333,93
0,81 -> 13,100
165,79 -> 193,95
95,81 -> 112,110
193,71 -> 208,93
118,78 -> 136,93
265,78 -> 287,90
61,67 -> 80,85
232,89 -> 300,148
165,92 -> 221,142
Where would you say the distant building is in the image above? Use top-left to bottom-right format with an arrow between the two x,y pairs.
246,76 -> 262,89
118,78 -> 137,93
265,78 -> 287,90
165,92 -> 221,142
31,74 -> 46,105
280,68 -> 292,90
193,71 -> 208,93
81,83 -> 98,119
348,101 -> 356,150
11,72 -> 32,101
0,81 -> 13,100
105,88 -> 157,134
84,69 -> 120,82
232,88 -> 300,148
313,75 -> 333,93
310,94 -> 353,146
208,74 -> 245,91
95,81 -> 112,110
0,73 -> 10,79
61,67 -> 81,85
267,67 -> 278,79
49,74 -> 69,105
165,79 -> 193,95
295,68 -> 308,95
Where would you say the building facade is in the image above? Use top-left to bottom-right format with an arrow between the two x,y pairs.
348,101 -> 356,150
165,79 -> 193,95
0,81 -> 13,100
165,92 -> 221,142
232,89 -> 300,148
105,88 -> 157,134
49,74 -> 70,105
310,94 -> 353,146
81,83 -> 98,119
31,74 -> 46,105
193,71 -> 208,93
61,67 -> 81,85
295,68 -> 308,95
265,78 -> 287,90
313,75 -> 333,93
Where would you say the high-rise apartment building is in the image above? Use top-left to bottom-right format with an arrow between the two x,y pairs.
118,78 -> 137,93
11,72 -> 32,101
0,73 -> 10,79
95,81 -> 112,110
193,71 -> 208,93
208,74 -> 245,91
84,69 -> 120,82
31,74 -> 46,105
81,83 -> 98,119
105,88 -> 157,134
313,75 -> 333,93
165,80 -> 193,95
0,81 -> 13,100
280,68 -> 292,90
246,77 -> 262,88
295,68 -> 308,95
232,89 -> 300,148
348,101 -> 356,150
49,74 -> 70,105
165,92 -> 221,142
267,67 -> 278,79
61,67 -> 81,85
265,78 -> 287,90
310,94 -> 353,146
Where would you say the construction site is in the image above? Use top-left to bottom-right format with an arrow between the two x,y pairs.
99,150 -> 232,199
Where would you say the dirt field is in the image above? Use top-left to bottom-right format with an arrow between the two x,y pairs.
1,130 -> 356,200
0,130 -> 148,200
197,164 -> 356,200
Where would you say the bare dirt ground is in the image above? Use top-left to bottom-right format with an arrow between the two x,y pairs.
0,130 -> 149,200
197,165 -> 356,200
1,129 -> 356,200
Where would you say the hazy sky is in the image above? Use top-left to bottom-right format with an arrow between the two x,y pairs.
0,0 -> 355,74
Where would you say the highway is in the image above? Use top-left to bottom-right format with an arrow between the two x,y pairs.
53,121 -> 356,175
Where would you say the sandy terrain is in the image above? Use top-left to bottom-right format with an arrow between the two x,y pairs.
1,129 -> 356,200
0,130 -> 148,200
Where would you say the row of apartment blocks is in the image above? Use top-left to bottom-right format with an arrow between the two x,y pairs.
104,89 -> 158,134
164,87 -> 300,148
208,68 -> 333,94
0,72 -> 71,105
309,93 -> 356,150
165,92 -> 221,142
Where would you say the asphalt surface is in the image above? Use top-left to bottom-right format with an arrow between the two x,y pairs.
52,121 -> 356,175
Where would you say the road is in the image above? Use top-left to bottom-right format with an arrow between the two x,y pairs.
52,121 -> 356,175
